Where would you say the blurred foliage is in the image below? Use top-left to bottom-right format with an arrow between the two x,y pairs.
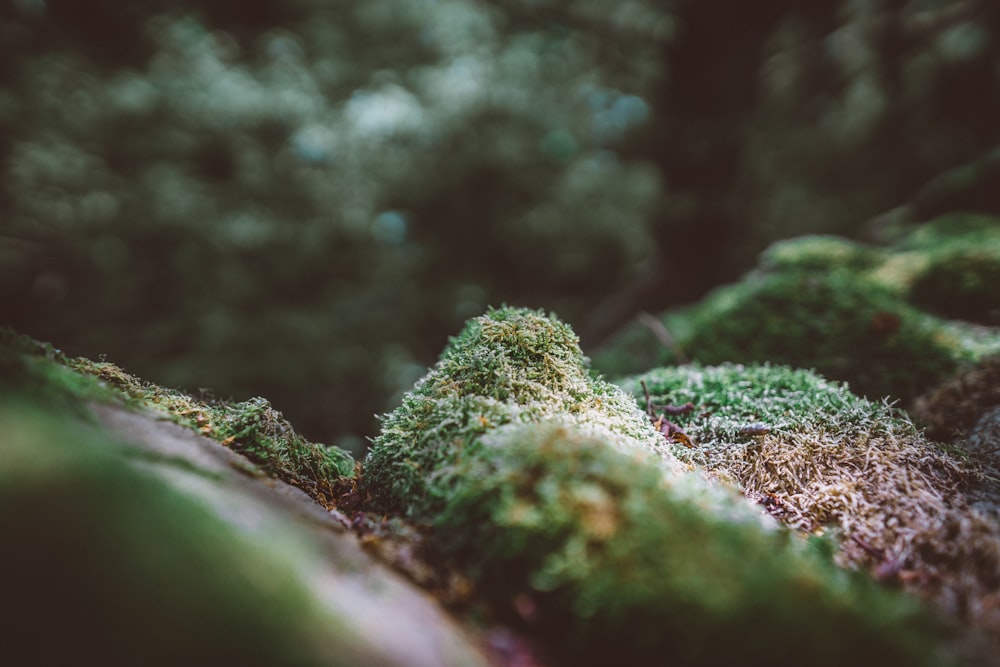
2,0 -> 999,446
593,217 -> 1000,404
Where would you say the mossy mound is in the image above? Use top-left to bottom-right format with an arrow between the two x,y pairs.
436,422 -> 940,666
621,364 -> 1000,653
365,308 -> 952,666
0,327 -> 354,506
593,215 -> 1000,404
364,306 -> 667,517
901,218 -> 1000,325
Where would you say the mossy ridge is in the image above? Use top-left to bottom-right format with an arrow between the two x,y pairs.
365,306 -> 668,517
436,423 -> 943,667
0,327 -> 354,506
593,218 -> 1000,401
622,364 -> 1000,652
676,272 -> 971,403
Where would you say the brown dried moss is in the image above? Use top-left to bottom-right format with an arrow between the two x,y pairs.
627,364 -> 1000,662
727,430 -> 1000,642
914,356 -> 1000,442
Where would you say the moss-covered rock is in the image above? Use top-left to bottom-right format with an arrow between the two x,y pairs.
0,327 -> 354,505
593,215 -> 1000,404
0,403 -> 359,667
1,334 -> 492,666
365,307 -> 952,666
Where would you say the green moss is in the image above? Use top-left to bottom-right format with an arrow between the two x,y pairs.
760,234 -> 885,273
617,363 -> 911,468
901,214 -> 1000,253
0,328 -> 120,410
435,422 -> 941,666
365,306 -> 665,517
593,219 -> 1000,402
365,309 -> 950,666
673,272 -> 975,402
900,215 -> 1000,324
212,397 -> 355,492
0,402 -> 347,666
618,364 -> 1000,655
0,327 -> 354,504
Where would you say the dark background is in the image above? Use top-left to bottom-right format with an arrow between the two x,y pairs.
2,0 -> 998,452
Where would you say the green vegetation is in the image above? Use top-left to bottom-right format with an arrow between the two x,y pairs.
899,216 -> 1000,325
0,327 -> 354,505
594,217 -> 1000,403
365,306 -> 665,517
620,363 -> 1000,649
617,362 -> 904,454
365,308 -> 950,666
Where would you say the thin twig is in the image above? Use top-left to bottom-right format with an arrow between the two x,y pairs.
637,312 -> 689,364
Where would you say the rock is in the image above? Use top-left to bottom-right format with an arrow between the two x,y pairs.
0,340 -> 491,666
968,406 -> 1000,462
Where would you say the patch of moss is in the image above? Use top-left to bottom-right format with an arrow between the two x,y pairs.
621,364 -> 1000,655
914,355 -> 1000,442
0,327 -> 354,506
760,234 -> 886,274
678,272 -> 970,403
365,309 -> 951,666
901,216 -> 1000,325
436,422 -> 942,666
0,327 -> 120,411
617,362 -> 903,454
593,218 -> 1000,403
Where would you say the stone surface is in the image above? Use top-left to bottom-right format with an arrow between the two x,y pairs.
1,401 -> 491,667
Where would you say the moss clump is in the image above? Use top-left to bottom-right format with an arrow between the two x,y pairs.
365,309 -> 950,666
617,362 -> 902,453
900,216 -> 1000,325
435,422 -> 940,666
364,306 -> 666,517
621,364 -> 1000,653
761,234 -> 886,273
672,272 -> 970,403
594,218 -> 1000,403
0,327 -> 354,505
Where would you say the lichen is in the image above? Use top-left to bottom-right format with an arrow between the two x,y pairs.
0,327 -> 354,506
365,308 -> 951,666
